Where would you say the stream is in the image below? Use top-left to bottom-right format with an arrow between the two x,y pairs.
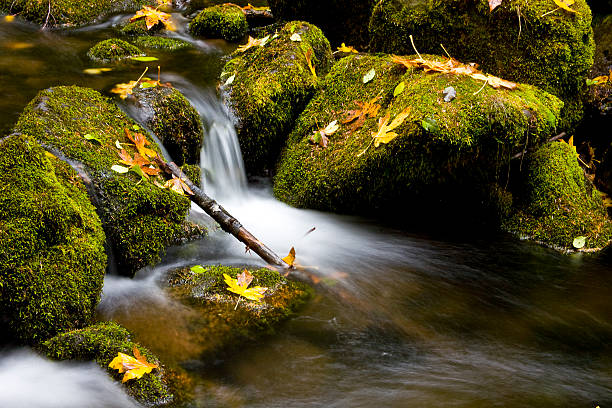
1,5 -> 612,408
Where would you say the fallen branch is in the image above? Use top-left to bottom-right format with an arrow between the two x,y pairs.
511,132 -> 566,160
154,157 -> 290,269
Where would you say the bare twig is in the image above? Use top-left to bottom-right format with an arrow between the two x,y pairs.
511,131 -> 567,160
41,0 -> 51,30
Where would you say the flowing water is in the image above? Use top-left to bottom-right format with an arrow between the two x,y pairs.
1,6 -> 612,408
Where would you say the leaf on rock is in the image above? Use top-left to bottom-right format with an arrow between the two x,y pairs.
337,43 -> 358,53
111,80 -> 139,99
237,36 -> 266,53
488,0 -> 502,11
372,107 -> 412,147
163,174 -> 194,196
130,5 -> 175,30
241,3 -> 271,11
190,265 -> 206,274
125,128 -> 157,159
224,74 -> 236,86
108,347 -> 159,383
342,97 -> 381,132
223,270 -> 268,302
305,48 -> 316,78
552,0 -> 580,14
393,81 -> 405,97
290,33 -> 302,42
111,165 -> 130,174
309,120 -> 339,148
572,236 -> 586,249
362,68 -> 376,84
282,247 -> 296,267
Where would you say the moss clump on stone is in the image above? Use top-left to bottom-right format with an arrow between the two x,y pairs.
504,142 -> 612,250
166,265 -> 312,360
39,322 -> 175,406
14,86 -> 205,277
132,86 -> 204,166
189,4 -> 247,42
274,54 -> 562,218
0,134 -> 106,344
220,21 -> 333,174
133,36 -> 192,51
368,0 -> 594,128
0,0 -> 148,27
87,38 -> 143,62
120,18 -> 158,36
268,0 -> 377,48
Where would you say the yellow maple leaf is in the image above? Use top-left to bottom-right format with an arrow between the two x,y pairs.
241,3 -> 270,11
130,5 -> 174,30
305,48 -> 316,78
237,36 -> 264,53
282,247 -> 296,267
553,0 -> 580,14
223,270 -> 268,302
108,347 -> 158,383
337,43 -> 358,53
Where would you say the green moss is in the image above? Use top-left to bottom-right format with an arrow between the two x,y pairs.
120,18 -> 156,36
274,54 -> 563,217
132,86 -> 204,166
39,322 -> 174,406
504,142 -> 612,250
133,36 -> 192,51
180,163 -> 201,186
268,0 -> 377,47
0,0 -> 149,27
87,38 -> 143,62
0,134 -> 106,344
220,21 -> 333,174
14,86 -> 205,277
368,0 -> 594,128
189,4 -> 248,42
166,265 -> 312,360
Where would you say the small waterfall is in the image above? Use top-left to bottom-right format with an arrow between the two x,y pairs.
164,75 -> 247,200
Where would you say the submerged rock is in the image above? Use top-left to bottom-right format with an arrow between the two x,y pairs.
87,38 -> 143,63
274,54 -> 562,217
0,0 -> 149,27
40,322 -> 178,407
165,265 -> 312,360
14,86 -> 204,277
189,4 -> 248,42
369,0 -> 594,127
0,134 -> 106,344
503,142 -> 612,251
131,86 -> 204,166
220,21 -> 333,174
267,0 -> 376,47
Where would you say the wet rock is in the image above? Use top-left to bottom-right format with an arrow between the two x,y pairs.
274,54 -> 562,220
220,21 -> 333,174
131,86 -> 204,166
14,86 -> 205,277
368,0 -> 595,128
0,0 -> 149,27
120,18 -> 163,37
267,0 -> 376,48
133,36 -> 192,51
39,322 -> 179,407
189,4 -> 248,42
87,38 -> 143,63
0,134 -> 106,344
165,265 -> 312,360
503,142 -> 612,251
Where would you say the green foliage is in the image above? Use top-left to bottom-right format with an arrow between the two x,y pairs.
0,134 -> 106,344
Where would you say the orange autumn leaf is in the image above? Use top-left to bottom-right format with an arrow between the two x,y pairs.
282,247 -> 296,267
125,128 -> 157,159
130,5 -> 174,30
237,36 -> 265,53
116,149 -> 160,177
108,347 -> 158,383
342,97 -> 382,132
309,120 -> 339,148
305,48 -> 316,78
337,43 -> 358,53
162,174 -> 194,196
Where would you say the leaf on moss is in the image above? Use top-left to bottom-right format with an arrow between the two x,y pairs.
130,5 -> 175,30
163,174 -> 194,196
237,36 -> 265,52
393,81 -> 405,97
241,3 -> 271,11
552,0 -> 580,14
337,43 -> 358,53
109,347 -> 159,383
84,134 -> 103,144
223,270 -> 268,302
305,48 -> 316,78
290,33 -> 302,42
309,120 -> 339,148
125,128 -> 157,159
572,236 -> 586,249
362,68 -> 376,84
342,97 -> 381,132
191,265 -> 206,274
111,165 -> 130,174
488,0 -> 502,11
282,247 -> 296,267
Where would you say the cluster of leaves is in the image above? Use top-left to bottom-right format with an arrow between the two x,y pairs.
491,0 -> 579,14
108,347 -> 158,383
223,269 -> 268,308
240,3 -> 270,12
392,36 -> 517,91
111,67 -> 169,100
130,5 -> 174,31
586,70 -> 612,86
358,108 -> 412,156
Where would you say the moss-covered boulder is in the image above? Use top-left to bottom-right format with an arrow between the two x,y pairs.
87,38 -> 143,62
14,86 -> 204,277
0,134 -> 106,344
267,0 -> 376,48
165,265 -> 312,360
369,0 -> 594,127
220,21 -> 333,174
133,36 -> 192,51
274,54 -> 562,217
121,18 -> 162,36
503,142 -> 612,251
0,0 -> 149,27
132,86 -> 204,166
189,4 -> 248,42
39,322 -> 176,406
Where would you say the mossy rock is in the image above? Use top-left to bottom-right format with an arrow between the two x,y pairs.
189,4 -> 248,42
131,86 -> 204,166
14,86 -> 205,277
220,21 -> 333,174
133,36 -> 192,51
368,0 -> 594,128
0,134 -> 106,344
165,265 -> 312,360
121,18 -> 163,36
87,38 -> 143,63
268,0 -> 377,48
274,54 -> 562,218
503,142 -> 612,251
39,322 -> 176,406
0,0 -> 149,27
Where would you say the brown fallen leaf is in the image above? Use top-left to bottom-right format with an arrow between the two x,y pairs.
342,97 -> 381,132
282,247 -> 296,267
305,48 -> 316,78
125,128 -> 157,159
162,174 -> 194,196
309,120 -> 339,148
